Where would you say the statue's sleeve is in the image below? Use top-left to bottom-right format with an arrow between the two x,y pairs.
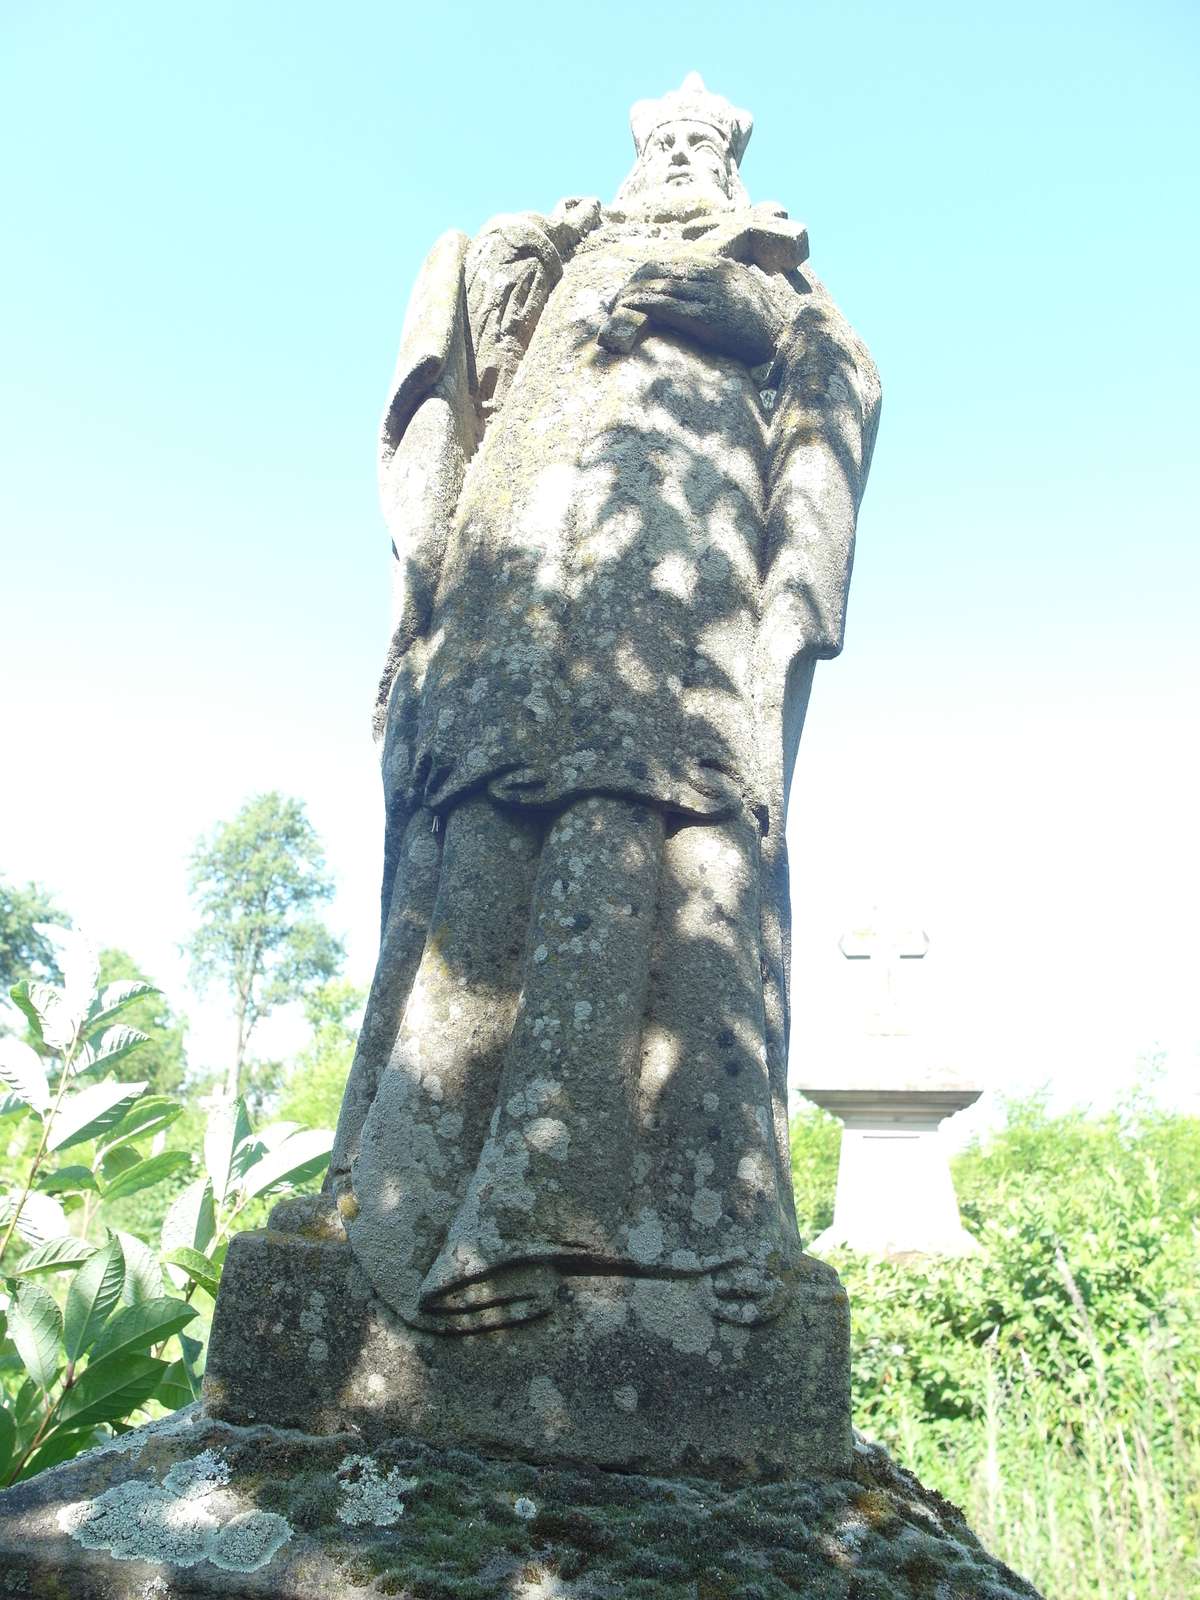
374,210 -> 587,740
762,275 -> 881,660
757,273 -> 881,810
462,212 -> 567,419
375,228 -> 478,739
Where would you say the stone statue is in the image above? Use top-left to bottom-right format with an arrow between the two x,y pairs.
326,74 -> 881,1339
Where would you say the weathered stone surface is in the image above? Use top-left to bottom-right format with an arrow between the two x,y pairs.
201,1199 -> 851,1482
314,77 -> 881,1462
0,1406 -> 1044,1598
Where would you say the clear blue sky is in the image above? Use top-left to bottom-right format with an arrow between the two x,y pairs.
2,2 -> 1197,1122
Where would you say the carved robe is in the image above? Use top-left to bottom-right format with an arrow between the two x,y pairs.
329,196 -> 880,1329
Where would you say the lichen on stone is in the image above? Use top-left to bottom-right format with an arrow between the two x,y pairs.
56,1448 -> 291,1572
335,1453 -> 418,1526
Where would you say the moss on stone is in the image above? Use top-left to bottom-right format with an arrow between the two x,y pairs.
5,1413 -> 1044,1598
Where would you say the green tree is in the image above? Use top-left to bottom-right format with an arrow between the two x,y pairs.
187,794 -> 343,1101
277,978 -> 364,1129
788,1099 -> 842,1241
0,878 -> 68,996
96,950 -> 187,1097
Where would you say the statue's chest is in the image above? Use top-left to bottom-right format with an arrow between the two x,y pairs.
548,238 -> 713,341
501,239 -> 763,453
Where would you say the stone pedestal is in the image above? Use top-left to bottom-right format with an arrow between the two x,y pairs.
199,1199 -> 852,1483
800,1066 -> 982,1258
0,1408 -> 1044,1599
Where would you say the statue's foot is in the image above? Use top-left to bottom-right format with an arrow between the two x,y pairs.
706,1263 -> 791,1326
416,1262 -> 559,1335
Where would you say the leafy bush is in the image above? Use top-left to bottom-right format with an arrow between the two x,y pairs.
0,927 -> 332,1485
792,1089 -> 1200,1600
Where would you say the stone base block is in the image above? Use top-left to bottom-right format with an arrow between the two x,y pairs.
0,1407 -> 1045,1598
200,1211 -> 851,1483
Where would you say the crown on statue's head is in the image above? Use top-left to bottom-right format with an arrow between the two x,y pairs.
629,73 -> 753,165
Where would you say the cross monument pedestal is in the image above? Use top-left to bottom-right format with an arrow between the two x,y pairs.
799,921 -> 983,1259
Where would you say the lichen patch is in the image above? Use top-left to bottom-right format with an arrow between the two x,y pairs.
335,1454 -> 418,1526
56,1451 -> 291,1572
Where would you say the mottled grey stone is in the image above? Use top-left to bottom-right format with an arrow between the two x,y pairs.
322,73 -> 879,1369
202,1198 -> 851,1482
194,70 -> 884,1479
0,1407 -> 1044,1599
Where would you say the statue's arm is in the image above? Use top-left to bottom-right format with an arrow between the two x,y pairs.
464,198 -> 599,419
375,203 -> 599,740
756,275 -> 881,813
762,276 -> 882,662
375,228 -> 478,739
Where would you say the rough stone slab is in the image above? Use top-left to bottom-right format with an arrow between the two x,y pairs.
200,1222 -> 851,1482
0,1407 -> 1044,1599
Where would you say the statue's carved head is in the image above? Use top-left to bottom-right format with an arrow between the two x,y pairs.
615,73 -> 752,212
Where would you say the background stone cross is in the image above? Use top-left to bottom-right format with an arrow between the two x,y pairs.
838,919 -> 930,1036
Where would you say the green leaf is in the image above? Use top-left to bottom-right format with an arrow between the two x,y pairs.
239,1128 -> 332,1200
12,973 -> 77,1053
100,1145 -> 141,1182
46,925 -> 99,1035
157,1359 -> 199,1411
63,1234 -> 125,1362
0,1189 -> 68,1248
88,1296 -> 198,1365
114,1231 -> 165,1306
55,1352 -> 166,1430
74,1025 -> 149,1078
14,1236 -> 97,1276
8,981 -> 46,1048
204,1097 -> 252,1206
160,1178 -> 215,1289
173,1330 -> 206,1403
10,1378 -> 40,1427
100,1151 -> 190,1204
47,1081 -> 148,1153
99,1096 -> 183,1156
229,1131 -> 266,1187
85,980 -> 160,1037
256,1120 -> 302,1151
6,1279 -> 63,1392
36,1165 -> 97,1196
162,1246 -> 221,1299
0,1404 -> 16,1480
0,1037 -> 49,1115
18,1426 -> 101,1480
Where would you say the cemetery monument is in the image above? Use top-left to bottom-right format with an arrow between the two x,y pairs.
800,920 -> 983,1258
0,76 -> 1042,1599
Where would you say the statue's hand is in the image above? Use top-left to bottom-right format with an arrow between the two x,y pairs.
605,258 -> 783,366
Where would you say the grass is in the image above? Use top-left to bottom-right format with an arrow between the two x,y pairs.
858,1321 -> 1200,1600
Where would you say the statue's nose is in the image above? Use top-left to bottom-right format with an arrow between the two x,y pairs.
670,149 -> 689,166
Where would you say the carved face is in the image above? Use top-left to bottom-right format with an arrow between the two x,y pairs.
633,118 -> 735,203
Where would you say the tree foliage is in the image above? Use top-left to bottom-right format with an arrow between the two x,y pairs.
791,1088 -> 1200,1600
187,793 -> 343,1099
0,878 -> 68,996
96,949 -> 187,1098
276,978 -> 364,1130
0,929 -> 333,1484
